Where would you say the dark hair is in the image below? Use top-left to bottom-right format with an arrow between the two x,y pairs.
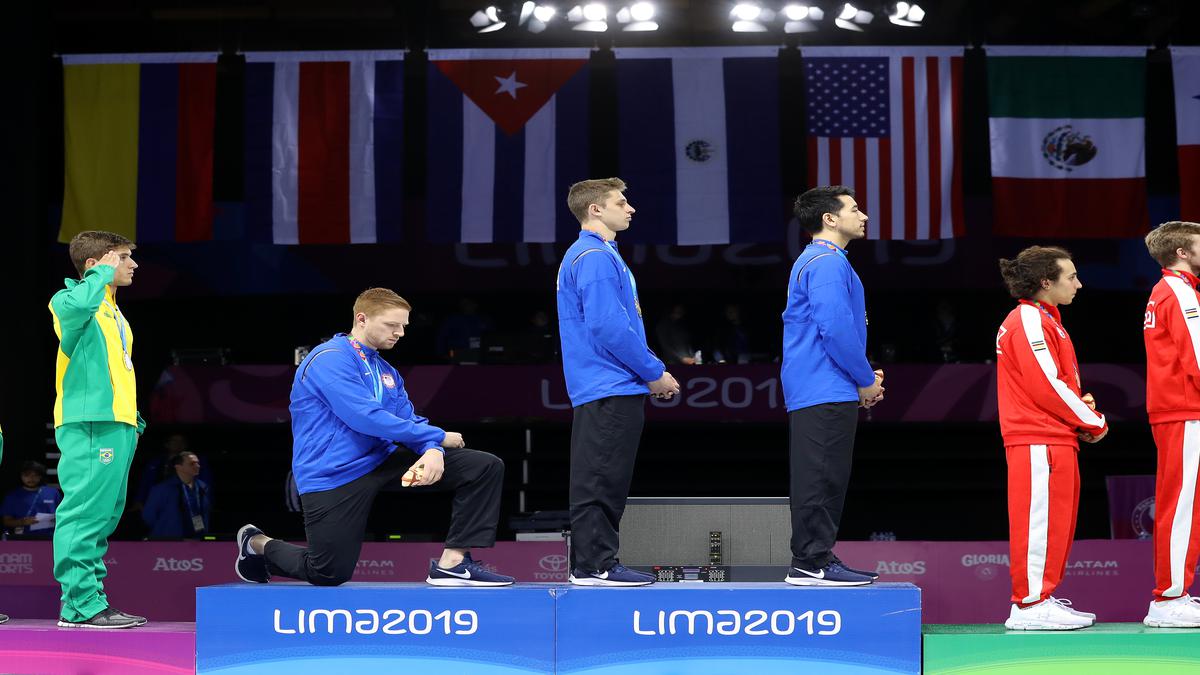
20,460 -> 46,477
170,451 -> 198,467
997,246 -> 1073,300
68,231 -> 135,277
794,185 -> 855,235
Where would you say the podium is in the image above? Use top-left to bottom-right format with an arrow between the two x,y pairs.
196,583 -> 556,674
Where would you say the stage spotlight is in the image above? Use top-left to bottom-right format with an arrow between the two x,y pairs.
730,2 -> 775,32
533,4 -> 556,21
615,2 -> 658,30
834,2 -> 873,30
523,3 -> 555,32
470,5 -> 508,32
888,2 -> 925,26
782,3 -> 819,32
782,3 -> 808,21
567,2 -> 608,30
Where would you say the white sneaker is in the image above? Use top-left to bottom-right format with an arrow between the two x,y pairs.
1144,595 -> 1200,628
1049,596 -> 1096,621
1004,600 -> 1093,630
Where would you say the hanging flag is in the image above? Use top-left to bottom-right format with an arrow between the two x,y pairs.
60,52 -> 217,244
614,47 -> 783,245
426,48 -> 589,244
987,46 -> 1148,238
243,50 -> 405,245
801,46 -> 964,240
1172,47 -> 1200,222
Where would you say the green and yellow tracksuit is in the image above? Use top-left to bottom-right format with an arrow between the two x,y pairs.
49,264 -> 146,623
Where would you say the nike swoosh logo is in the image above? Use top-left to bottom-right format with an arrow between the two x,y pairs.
793,567 -> 824,579
595,571 -> 609,580
440,568 -> 472,579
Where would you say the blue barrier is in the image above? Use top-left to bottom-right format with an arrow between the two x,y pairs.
556,582 -> 921,675
196,582 -> 556,674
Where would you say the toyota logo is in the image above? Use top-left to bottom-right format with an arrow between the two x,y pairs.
539,555 -> 568,572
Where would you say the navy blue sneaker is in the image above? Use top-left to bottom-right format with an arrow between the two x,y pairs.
831,554 -> 880,580
785,560 -> 873,587
427,552 -> 514,587
569,563 -> 654,587
0,613 -> 8,624
235,523 -> 271,584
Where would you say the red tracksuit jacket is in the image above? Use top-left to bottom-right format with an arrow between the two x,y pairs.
996,300 -> 1108,447
1145,269 -> 1200,424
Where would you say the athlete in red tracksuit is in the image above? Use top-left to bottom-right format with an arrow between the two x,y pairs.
1144,267 -> 1200,602
996,248 -> 1107,628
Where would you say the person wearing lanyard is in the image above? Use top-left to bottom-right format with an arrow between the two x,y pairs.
234,288 -> 514,587
142,451 -> 210,538
48,231 -> 146,630
1141,221 -> 1200,628
557,178 -> 680,586
1,460 -> 63,538
996,246 -> 1107,630
782,186 -> 884,588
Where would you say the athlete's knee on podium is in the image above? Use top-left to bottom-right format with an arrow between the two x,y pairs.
308,559 -> 355,587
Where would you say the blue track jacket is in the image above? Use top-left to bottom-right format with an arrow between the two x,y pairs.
781,240 -> 876,411
557,230 -> 665,407
290,334 -> 445,494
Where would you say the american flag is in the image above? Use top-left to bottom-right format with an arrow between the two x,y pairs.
802,47 -> 964,240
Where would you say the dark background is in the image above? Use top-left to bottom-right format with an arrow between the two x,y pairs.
1,0 -> 1195,544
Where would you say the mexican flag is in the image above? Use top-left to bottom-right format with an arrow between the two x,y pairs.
987,46 -> 1147,238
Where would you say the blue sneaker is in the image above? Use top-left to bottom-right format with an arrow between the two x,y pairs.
427,552 -> 515,587
235,523 -> 271,584
569,563 -> 654,587
831,554 -> 880,580
785,560 -> 873,587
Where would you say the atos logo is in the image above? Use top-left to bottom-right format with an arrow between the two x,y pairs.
874,560 -> 926,576
153,557 -> 205,572
534,554 -> 568,581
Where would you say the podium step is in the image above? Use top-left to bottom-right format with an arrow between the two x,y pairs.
197,581 -> 921,674
197,582 -> 556,674
556,582 -> 921,674
924,623 -> 1200,674
0,619 -> 195,675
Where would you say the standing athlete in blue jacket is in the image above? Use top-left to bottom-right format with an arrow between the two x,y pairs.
557,178 -> 680,586
235,288 -> 513,587
782,186 -> 885,587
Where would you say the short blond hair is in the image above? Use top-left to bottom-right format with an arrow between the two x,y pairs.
567,177 -> 627,224
1145,221 -> 1200,267
353,288 -> 412,319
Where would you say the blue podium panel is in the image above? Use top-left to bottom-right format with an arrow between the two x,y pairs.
555,582 -> 921,675
196,582 -> 555,675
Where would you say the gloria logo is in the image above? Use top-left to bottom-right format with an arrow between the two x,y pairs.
532,554 -> 568,581
1042,125 -> 1097,171
153,557 -> 205,572
0,552 -> 34,574
961,553 -> 1009,581
874,560 -> 926,576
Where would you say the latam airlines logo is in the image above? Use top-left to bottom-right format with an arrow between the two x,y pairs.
356,559 -> 397,578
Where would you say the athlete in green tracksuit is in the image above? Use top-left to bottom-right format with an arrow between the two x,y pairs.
49,231 -> 146,629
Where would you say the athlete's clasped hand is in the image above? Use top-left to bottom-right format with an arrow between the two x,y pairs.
648,371 -> 681,399
859,370 -> 885,408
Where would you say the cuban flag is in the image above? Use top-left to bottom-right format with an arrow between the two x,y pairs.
614,47 -> 783,245
243,50 -> 405,245
426,48 -> 590,243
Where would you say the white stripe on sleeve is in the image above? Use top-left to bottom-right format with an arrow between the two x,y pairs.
1018,305 -> 1106,428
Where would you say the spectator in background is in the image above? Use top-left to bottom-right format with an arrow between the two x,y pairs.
132,433 -> 212,513
711,303 -> 750,364
933,299 -> 961,363
142,451 -> 211,539
1,461 -> 62,539
656,304 -> 697,364
436,297 -> 494,362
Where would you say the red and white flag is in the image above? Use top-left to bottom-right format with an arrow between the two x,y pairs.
801,46 -> 964,240
243,50 -> 405,245
1173,47 -> 1200,222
